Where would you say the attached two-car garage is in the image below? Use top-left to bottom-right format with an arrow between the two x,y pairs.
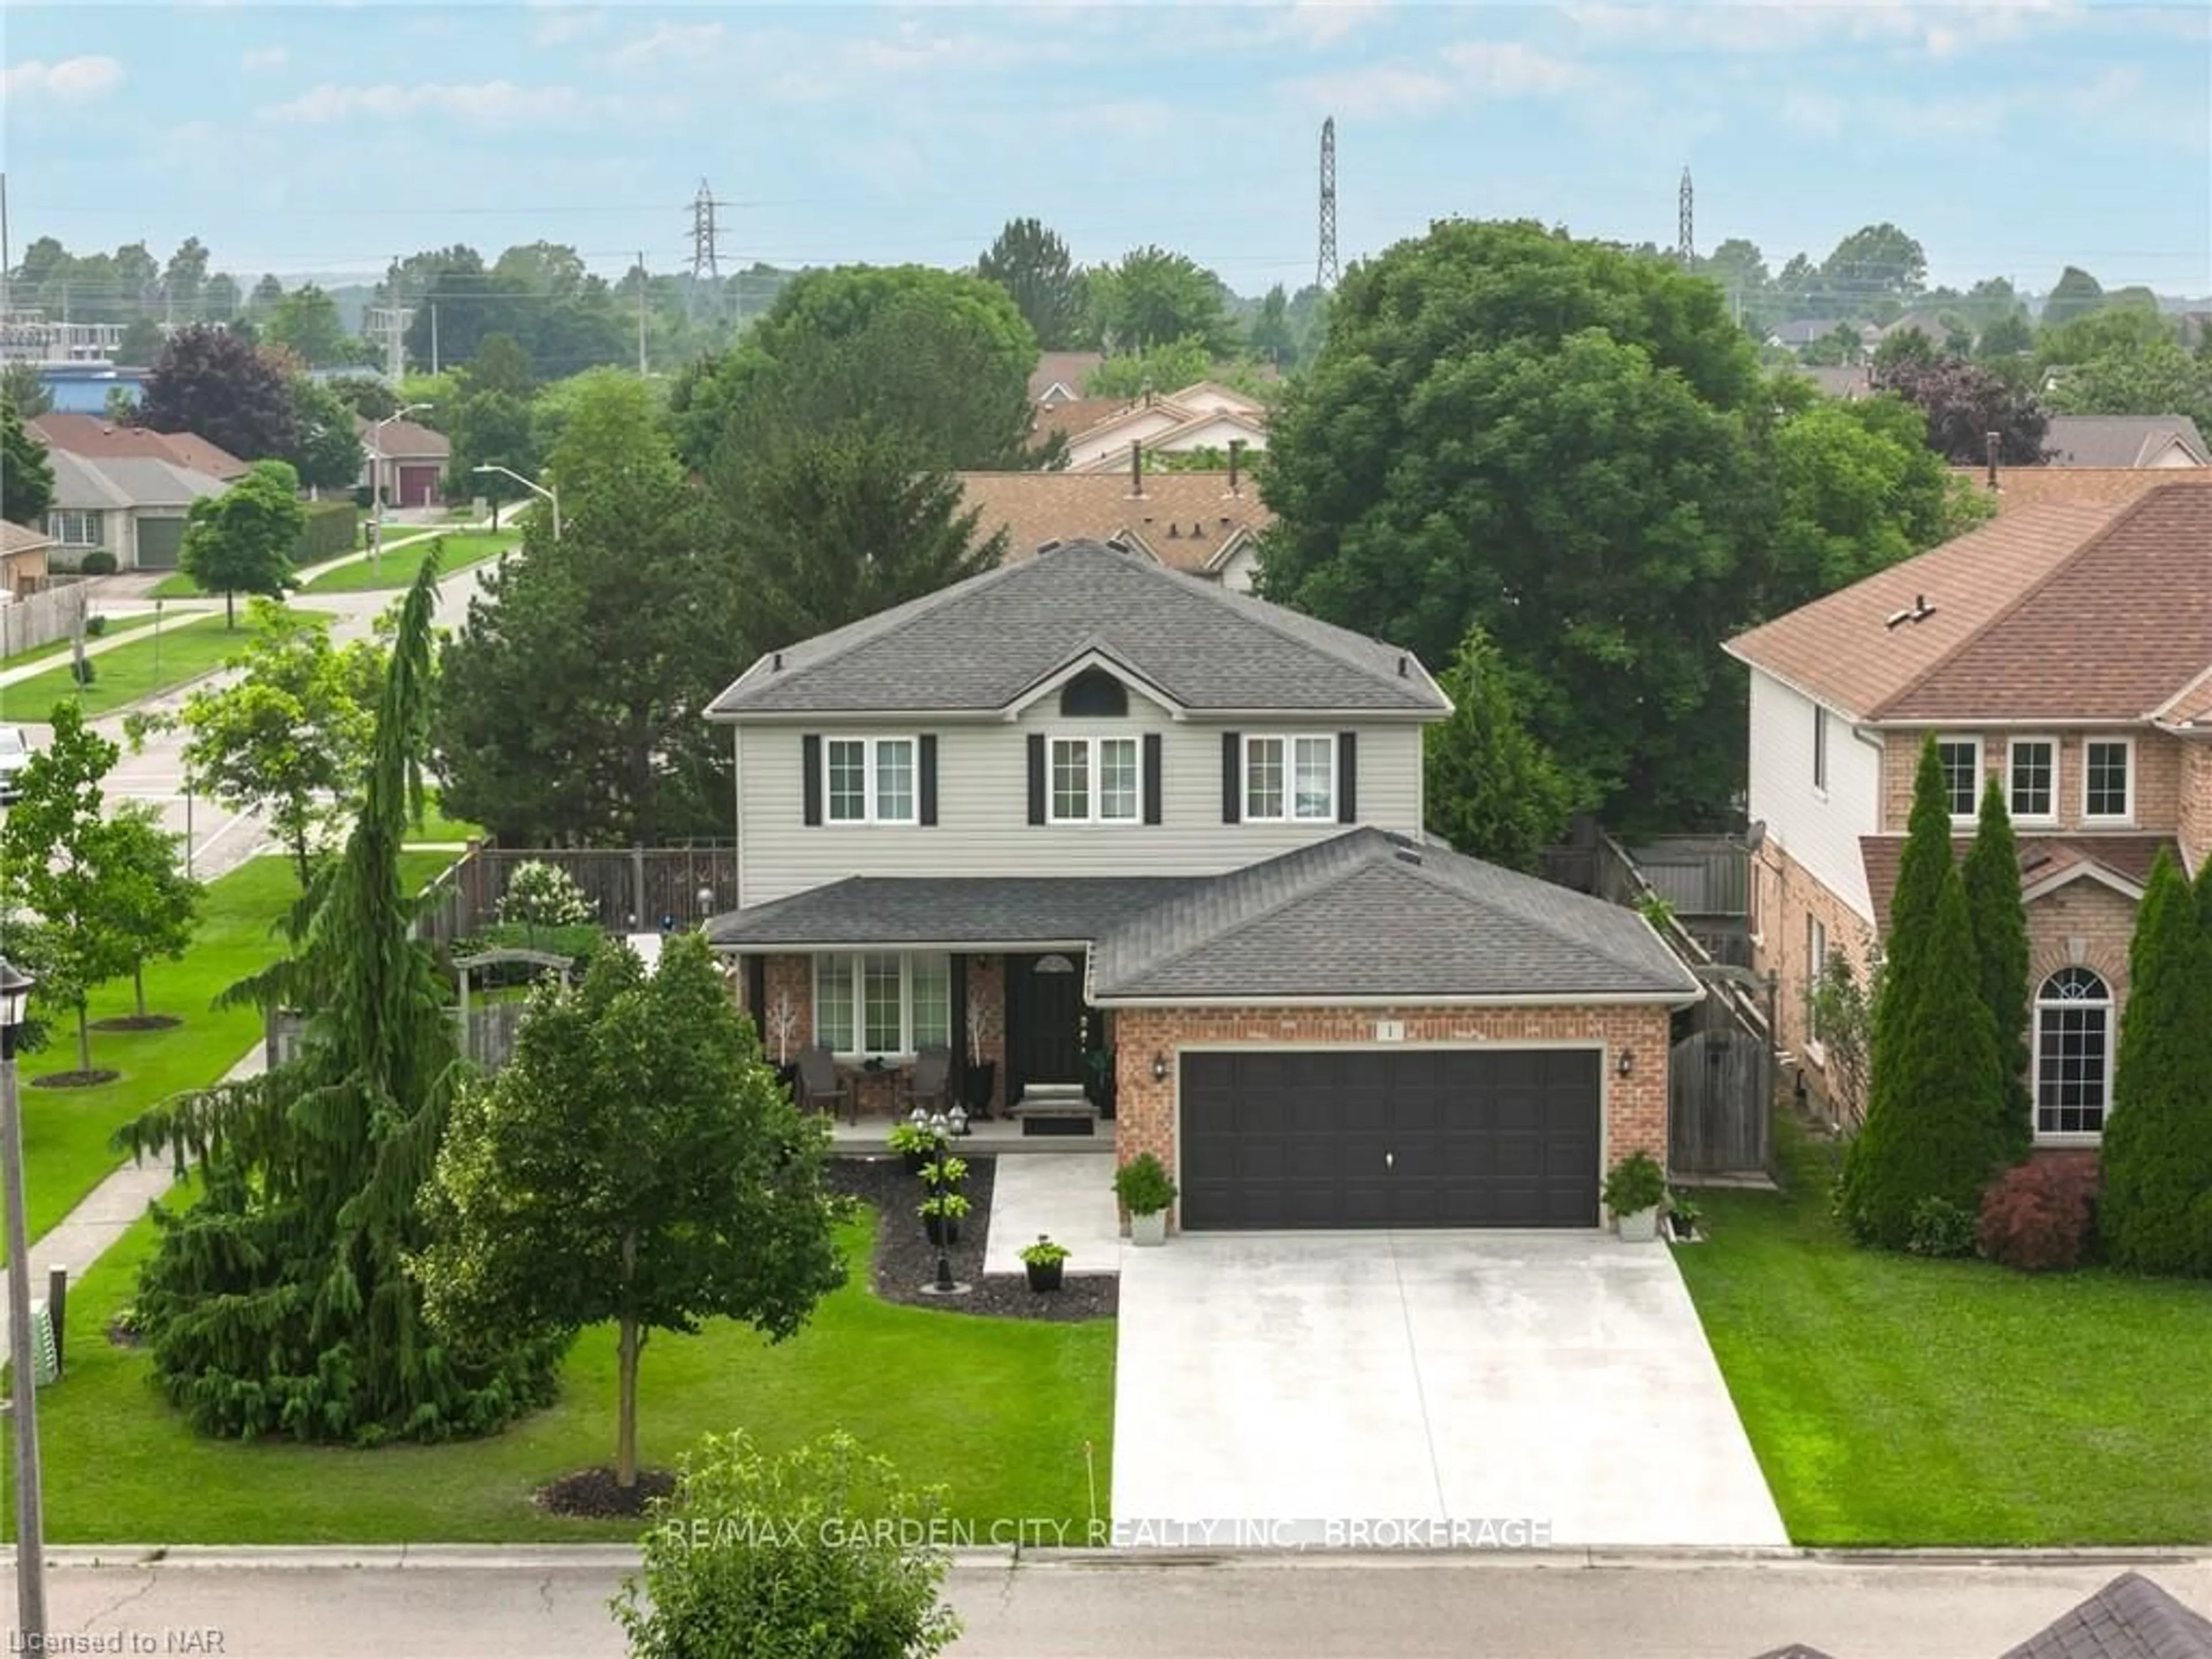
1177,1048 -> 1604,1231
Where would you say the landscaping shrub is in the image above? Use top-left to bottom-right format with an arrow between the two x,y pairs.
1962,777 -> 2033,1160
1978,1160 -> 2100,1272
497,859 -> 596,929
293,500 -> 360,566
615,1430 -> 961,1659
1905,1195 -> 1977,1259
69,657 -> 96,686
78,549 -> 118,575
83,613 -> 109,638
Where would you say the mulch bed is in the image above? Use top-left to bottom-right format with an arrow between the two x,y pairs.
830,1155 -> 1118,1323
535,1465 -> 679,1519
89,1014 -> 181,1032
29,1069 -> 122,1089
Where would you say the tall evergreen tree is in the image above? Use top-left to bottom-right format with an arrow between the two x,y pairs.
1422,623 -> 1577,872
2099,850 -> 2212,1276
1885,737 -> 1957,989
1962,774 -> 2032,1161
118,553 -> 559,1442
1839,865 -> 2008,1248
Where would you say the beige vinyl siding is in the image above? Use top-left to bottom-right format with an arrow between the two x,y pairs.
734,693 -> 1427,906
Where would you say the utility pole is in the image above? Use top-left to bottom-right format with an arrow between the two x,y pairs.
636,251 -> 648,374
3,172 -> 14,318
1316,118 -> 1340,290
2,958 -> 48,1650
1677,166 -> 1695,267
430,303 -> 439,376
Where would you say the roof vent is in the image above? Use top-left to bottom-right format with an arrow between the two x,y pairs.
1037,539 -> 1063,555
1884,593 -> 1936,630
1166,522 -> 1180,538
1191,522 -> 1202,537
1396,653 -> 1408,677
2019,851 -> 2052,875
1393,845 -> 1423,865
771,652 -> 785,671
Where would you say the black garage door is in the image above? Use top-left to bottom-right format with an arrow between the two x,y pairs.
1180,1048 -> 1602,1230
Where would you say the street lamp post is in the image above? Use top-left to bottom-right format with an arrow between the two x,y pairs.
370,402 -> 435,569
0,956 -> 46,1646
473,464 -> 561,541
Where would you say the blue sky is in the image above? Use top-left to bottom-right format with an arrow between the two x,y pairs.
4,1 -> 2207,301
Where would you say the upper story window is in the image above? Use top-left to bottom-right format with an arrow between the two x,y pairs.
47,510 -> 101,547
1811,706 -> 1828,793
2084,738 -> 2133,823
1935,736 -> 1982,821
1049,735 -> 1141,823
1246,734 -> 1336,821
825,737 -> 916,824
2008,738 -> 2056,823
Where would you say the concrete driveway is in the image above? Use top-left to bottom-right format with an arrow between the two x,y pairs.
1111,1231 -> 1787,1549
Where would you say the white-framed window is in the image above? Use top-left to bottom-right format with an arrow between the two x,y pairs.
813,952 -> 952,1058
47,509 -> 101,547
1812,706 -> 1828,793
1048,735 -> 1140,824
2034,967 -> 2111,1137
823,737 -> 916,824
1245,733 -> 1335,821
2082,738 -> 2133,823
1934,736 -> 1982,821
1804,914 -> 1828,1063
2007,737 -> 2056,824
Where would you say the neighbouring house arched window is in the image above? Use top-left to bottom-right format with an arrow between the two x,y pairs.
2034,966 -> 2112,1137
1059,667 -> 1128,718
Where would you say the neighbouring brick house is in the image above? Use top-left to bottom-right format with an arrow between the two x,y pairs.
705,539 -> 1698,1234
955,465 -> 1275,590
1724,482 -> 2212,1150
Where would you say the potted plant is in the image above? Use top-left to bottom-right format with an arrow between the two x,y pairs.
964,1003 -> 996,1116
1603,1150 -> 1668,1242
922,1154 -> 967,1192
888,1120 -> 935,1176
1114,1152 -> 1177,1247
1666,1189 -> 1704,1243
920,1188 -> 970,1247
1020,1234 -> 1070,1292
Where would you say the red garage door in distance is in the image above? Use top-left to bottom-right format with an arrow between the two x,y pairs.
396,464 -> 441,507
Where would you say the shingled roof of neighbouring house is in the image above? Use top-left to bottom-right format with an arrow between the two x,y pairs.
1725,483 -> 2212,724
955,470 -> 1272,576
706,537 -> 1446,718
2042,415 -> 2209,468
29,413 -> 249,480
1859,834 -> 2178,930
1999,1571 -> 2212,1659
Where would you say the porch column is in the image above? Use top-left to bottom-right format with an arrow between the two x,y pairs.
949,953 -> 969,1110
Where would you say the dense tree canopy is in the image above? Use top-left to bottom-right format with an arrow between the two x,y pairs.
977,217 -> 1085,351
264,283 -> 359,368
179,459 -> 305,627
1873,355 -> 2051,465
287,376 -> 368,494
1,397 -> 55,526
1085,245 -> 1240,355
135,324 -> 301,463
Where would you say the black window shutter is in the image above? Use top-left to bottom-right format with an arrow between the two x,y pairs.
919,734 -> 938,826
802,734 -> 822,825
1221,730 -> 1242,823
1338,731 -> 1358,823
1143,733 -> 1163,825
1027,734 -> 1047,825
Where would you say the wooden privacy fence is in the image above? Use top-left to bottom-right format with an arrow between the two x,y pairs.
412,843 -> 741,948
0,581 -> 90,662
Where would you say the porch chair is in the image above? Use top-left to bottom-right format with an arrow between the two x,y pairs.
898,1045 -> 953,1118
795,1045 -> 852,1124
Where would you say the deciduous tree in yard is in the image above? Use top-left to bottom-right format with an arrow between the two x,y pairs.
0,703 -> 131,1083
174,599 -> 380,887
413,931 -> 846,1495
1839,740 -> 2009,1248
118,558 -> 559,1444
1422,622 -> 1577,873
2098,850 -> 2212,1277
88,800 -> 202,1025
1961,775 -> 2033,1162
180,459 -> 306,627
1,396 -> 55,526
134,322 -> 301,463
1872,354 -> 2051,465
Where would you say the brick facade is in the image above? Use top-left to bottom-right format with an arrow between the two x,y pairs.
2181,741 -> 2212,876
1108,1003 -> 1674,1233
755,952 -> 1010,1116
1877,728 -> 2184,835
1753,843 -> 1876,1111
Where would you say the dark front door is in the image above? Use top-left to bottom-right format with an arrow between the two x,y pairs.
1179,1048 -> 1603,1230
1017,953 -> 1088,1086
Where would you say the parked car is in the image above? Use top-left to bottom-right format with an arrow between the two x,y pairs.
0,726 -> 30,803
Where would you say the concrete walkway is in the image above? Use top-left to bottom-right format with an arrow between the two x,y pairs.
0,601 -> 219,688
983,1152 -> 1123,1276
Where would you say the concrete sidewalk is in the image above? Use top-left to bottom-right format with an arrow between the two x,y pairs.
0,602 -> 219,688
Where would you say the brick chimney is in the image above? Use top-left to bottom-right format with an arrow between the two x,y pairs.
1130,439 -> 1143,498
1227,438 -> 1244,497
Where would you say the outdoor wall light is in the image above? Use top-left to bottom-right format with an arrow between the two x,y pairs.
1150,1051 -> 1170,1082
1616,1051 -> 1635,1077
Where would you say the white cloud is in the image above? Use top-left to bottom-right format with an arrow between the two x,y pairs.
1285,39 -> 1584,116
610,21 -> 724,69
1271,1 -> 1391,47
1283,62 -> 1459,117
1563,0 -> 2079,58
528,5 -> 605,49
241,45 -> 289,73
842,28 -> 1067,75
259,80 -> 611,127
2,56 -> 124,101
1441,40 -> 1586,93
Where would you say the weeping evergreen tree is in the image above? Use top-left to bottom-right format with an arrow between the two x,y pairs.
117,552 -> 559,1442
1961,774 -> 2033,1162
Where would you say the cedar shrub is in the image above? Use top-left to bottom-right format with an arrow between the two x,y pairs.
1962,774 -> 2033,1162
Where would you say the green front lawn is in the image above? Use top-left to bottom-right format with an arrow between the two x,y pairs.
302,532 -> 517,593
406,787 -> 484,846
0,608 -> 335,718
1676,1119 -> 2212,1544
13,850 -> 461,1253
25,1203 -> 1115,1543
3,613 -> 172,668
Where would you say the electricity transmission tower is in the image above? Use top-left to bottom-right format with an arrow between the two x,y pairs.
1677,167 -> 1695,266
1316,118 -> 1340,290
688,179 -> 726,322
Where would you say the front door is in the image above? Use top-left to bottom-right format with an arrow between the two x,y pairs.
1018,953 -> 1088,1086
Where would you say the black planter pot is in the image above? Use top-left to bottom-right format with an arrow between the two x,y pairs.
1024,1259 -> 1065,1293
923,1214 -> 963,1247
1669,1215 -> 1698,1241
964,1060 -> 997,1116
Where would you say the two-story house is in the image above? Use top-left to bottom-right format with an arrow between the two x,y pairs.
704,538 -> 1699,1234
1725,482 -> 2212,1149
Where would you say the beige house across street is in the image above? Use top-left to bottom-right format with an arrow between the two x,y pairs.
1725,482 -> 2212,1150
41,446 -> 229,571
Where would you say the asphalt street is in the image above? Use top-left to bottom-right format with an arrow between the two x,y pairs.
31,1547 -> 2212,1659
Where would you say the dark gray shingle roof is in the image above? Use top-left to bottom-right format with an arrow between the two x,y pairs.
2001,1571 -> 2212,1659
706,875 -> 1203,949
2043,416 -> 2210,468
1087,828 -> 1699,1001
706,539 -> 1446,717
